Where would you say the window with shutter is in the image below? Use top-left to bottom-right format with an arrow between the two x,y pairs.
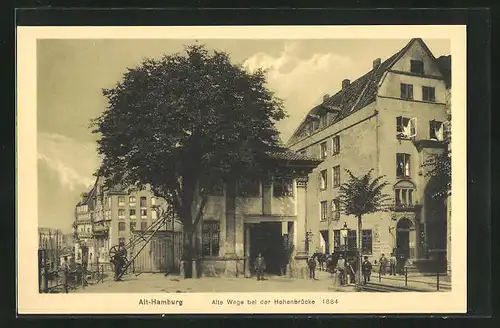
429,120 -> 444,141
396,116 -> 413,138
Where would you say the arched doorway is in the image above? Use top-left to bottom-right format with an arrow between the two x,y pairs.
396,218 -> 415,259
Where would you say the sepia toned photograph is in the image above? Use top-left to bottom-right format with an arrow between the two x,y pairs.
17,25 -> 467,314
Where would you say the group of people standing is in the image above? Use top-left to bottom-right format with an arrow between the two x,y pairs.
377,252 -> 406,276
252,250 -> 406,285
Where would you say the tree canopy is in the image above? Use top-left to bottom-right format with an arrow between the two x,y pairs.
92,45 -> 287,223
338,169 -> 391,217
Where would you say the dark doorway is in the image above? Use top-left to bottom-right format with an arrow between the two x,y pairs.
396,218 -> 413,258
320,230 -> 330,254
249,222 -> 285,274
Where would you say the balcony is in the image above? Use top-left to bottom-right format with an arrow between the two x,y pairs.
390,203 -> 422,212
93,225 -> 109,236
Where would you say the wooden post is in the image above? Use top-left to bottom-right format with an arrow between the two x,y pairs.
64,267 -> 68,293
43,250 -> 48,292
405,267 -> 408,287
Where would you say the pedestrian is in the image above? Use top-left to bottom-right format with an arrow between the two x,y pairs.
254,253 -> 266,281
336,254 -> 346,285
307,255 -> 317,280
396,254 -> 406,275
390,252 -> 397,275
60,256 -> 70,293
112,240 -> 127,281
379,253 -> 387,275
346,260 -> 356,284
361,256 -> 373,285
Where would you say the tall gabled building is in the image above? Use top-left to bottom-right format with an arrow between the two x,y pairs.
288,38 -> 450,271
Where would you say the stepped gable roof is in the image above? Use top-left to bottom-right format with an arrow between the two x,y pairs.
287,38 -> 434,146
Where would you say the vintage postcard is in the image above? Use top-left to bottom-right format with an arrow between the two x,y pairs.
17,25 -> 467,314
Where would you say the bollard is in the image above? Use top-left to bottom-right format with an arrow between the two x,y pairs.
437,270 -> 440,291
378,268 -> 381,282
64,268 -> 68,294
404,267 -> 408,287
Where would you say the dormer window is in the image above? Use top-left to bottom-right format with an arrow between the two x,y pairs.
320,114 -> 328,128
410,60 -> 424,75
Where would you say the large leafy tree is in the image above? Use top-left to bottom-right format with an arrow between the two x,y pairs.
338,169 -> 391,287
92,45 -> 286,277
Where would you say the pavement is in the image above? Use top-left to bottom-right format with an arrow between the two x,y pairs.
73,270 -> 358,293
367,273 -> 451,292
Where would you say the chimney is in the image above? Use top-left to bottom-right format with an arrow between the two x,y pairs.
342,79 -> 350,89
373,58 -> 381,69
323,94 -> 330,103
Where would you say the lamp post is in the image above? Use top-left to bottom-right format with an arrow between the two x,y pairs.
340,222 -> 349,285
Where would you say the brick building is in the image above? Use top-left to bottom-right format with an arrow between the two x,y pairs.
287,38 -> 450,271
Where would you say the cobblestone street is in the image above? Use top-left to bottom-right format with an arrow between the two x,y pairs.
73,270 -> 355,293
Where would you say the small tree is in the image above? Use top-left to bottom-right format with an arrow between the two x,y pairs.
91,45 -> 286,278
338,169 -> 391,287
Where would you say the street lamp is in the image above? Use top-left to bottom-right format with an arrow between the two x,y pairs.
340,222 -> 349,285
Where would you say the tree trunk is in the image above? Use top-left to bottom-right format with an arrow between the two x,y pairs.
181,213 -> 194,278
357,215 -> 363,287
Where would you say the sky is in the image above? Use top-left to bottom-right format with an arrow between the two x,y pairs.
37,38 -> 450,232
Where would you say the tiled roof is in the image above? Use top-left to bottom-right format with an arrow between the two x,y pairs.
266,149 -> 321,163
287,38 -> 434,146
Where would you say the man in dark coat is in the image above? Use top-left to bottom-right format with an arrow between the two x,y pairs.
254,253 -> 266,281
362,256 -> 373,285
112,241 -> 127,281
307,255 -> 317,280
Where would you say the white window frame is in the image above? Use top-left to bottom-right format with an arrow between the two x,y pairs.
320,141 -> 328,159
396,153 -> 411,178
319,170 -> 328,190
331,135 -> 340,155
333,165 -> 341,188
320,201 -> 328,222
430,120 -> 444,141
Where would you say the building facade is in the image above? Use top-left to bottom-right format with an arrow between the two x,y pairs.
193,151 -> 321,278
74,150 -> 320,278
287,39 -> 450,271
74,178 -> 174,270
